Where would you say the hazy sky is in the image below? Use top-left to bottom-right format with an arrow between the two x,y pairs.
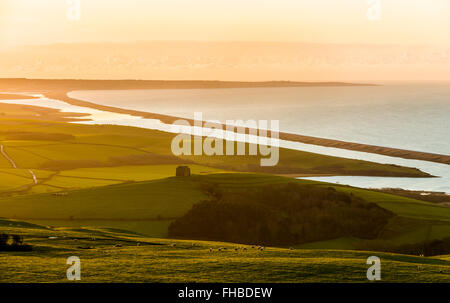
1,0 -> 449,81
1,0 -> 450,48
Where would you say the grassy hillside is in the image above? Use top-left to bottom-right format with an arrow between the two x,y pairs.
1,173 -> 449,250
1,219 -> 449,283
0,117 -> 430,179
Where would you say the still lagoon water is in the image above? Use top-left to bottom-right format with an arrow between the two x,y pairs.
1,85 -> 449,193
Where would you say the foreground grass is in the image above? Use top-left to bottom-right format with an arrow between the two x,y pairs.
1,220 -> 449,283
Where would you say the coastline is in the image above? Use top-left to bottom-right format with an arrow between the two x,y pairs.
0,95 -> 436,180
49,90 -> 450,166
3,89 -> 450,191
0,78 -> 447,165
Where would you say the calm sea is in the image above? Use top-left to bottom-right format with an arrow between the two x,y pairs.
69,84 -> 450,156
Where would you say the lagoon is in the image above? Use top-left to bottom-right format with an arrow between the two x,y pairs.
1,90 -> 449,193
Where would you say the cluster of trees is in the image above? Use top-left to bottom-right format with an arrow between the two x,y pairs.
0,233 -> 31,251
169,183 -> 394,246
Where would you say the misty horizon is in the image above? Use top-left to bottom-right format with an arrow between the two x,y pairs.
1,41 -> 449,82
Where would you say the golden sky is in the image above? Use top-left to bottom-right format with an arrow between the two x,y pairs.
0,0 -> 449,81
1,0 -> 450,47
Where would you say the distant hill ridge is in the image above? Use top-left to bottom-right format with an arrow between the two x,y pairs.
0,78 -> 371,90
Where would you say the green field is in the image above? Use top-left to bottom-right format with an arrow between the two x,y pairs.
1,173 -> 450,249
0,118 -> 430,178
0,116 -> 429,199
1,219 -> 449,283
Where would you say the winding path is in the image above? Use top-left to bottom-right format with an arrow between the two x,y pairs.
1,144 -> 17,169
28,169 -> 38,184
0,144 -> 38,185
